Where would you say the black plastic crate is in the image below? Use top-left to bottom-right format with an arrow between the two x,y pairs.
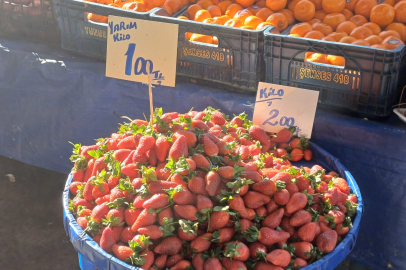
0,0 -> 61,46
151,8 -> 278,93
264,27 -> 406,117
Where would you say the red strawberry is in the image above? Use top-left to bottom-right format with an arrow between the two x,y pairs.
332,178 -> 350,194
335,223 -> 350,236
249,242 -> 267,259
138,225 -> 163,239
171,260 -> 192,270
273,128 -> 293,143
241,171 -> 262,183
143,193 -> 169,209
110,187 -> 125,202
255,206 -> 267,217
218,166 -> 234,179
238,145 -> 250,160
92,157 -> 107,177
290,210 -> 312,227
139,250 -> 154,269
173,188 -> 195,205
168,135 -> 188,161
291,242 -> 313,260
155,135 -> 171,162
216,140 -> 230,155
107,175 -> 120,189
121,164 -> 139,178
204,257 -> 222,270
178,227 -> 197,241
316,230 -> 338,252
221,257 -> 247,270
294,257 -> 308,268
154,254 -> 168,270
174,205 -> 198,221
262,208 -> 284,229
171,174 -> 188,188
203,136 -> 219,156
243,191 -> 271,209
81,145 -> 99,161
154,236 -> 182,255
112,149 -> 131,162
239,219 -> 254,233
112,226 -> 124,242
289,148 -> 304,162
327,210 -> 345,224
78,208 -> 92,217
133,194 -> 151,208
205,171 -> 221,196
69,182 -> 82,195
211,110 -> 226,125
228,196 -> 248,217
266,249 -> 291,267
212,227 -> 235,243
237,185 -> 249,196
158,207 -> 174,225
100,227 -> 116,253
106,207 -> 125,225
249,125 -> 269,145
298,222 -> 317,242
266,199 -> 278,213
253,261 -> 283,270
196,195 -> 214,212
146,148 -> 158,166
252,179 -> 277,195
174,130 -> 197,147
274,189 -> 290,205
77,217 -> 88,230
73,198 -> 93,211
91,203 -> 109,223
166,254 -> 184,268
192,154 -> 211,169
131,208 -> 157,232
117,135 -> 137,149
112,245 -> 133,261
120,226 -> 137,243
208,211 -> 230,232
149,180 -> 178,194
83,180 -> 95,201
122,151 -> 135,166
286,192 -> 307,214
280,217 -> 295,236
92,181 -> 109,199
135,135 -> 155,154
347,194 -> 357,203
189,177 -> 209,196
132,151 -> 148,164
192,253 -> 205,270
72,170 -> 85,182
257,227 -> 290,245
190,233 -> 213,253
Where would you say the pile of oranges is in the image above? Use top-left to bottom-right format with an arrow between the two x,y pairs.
86,0 -> 191,23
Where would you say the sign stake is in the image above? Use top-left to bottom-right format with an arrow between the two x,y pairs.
146,62 -> 154,126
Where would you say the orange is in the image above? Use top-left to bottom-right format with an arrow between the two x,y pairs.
207,5 -> 222,16
280,9 -> 295,25
234,9 -> 253,22
245,15 -> 264,28
365,34 -> 383,44
108,3 -> 120,7
345,0 -> 359,11
214,15 -> 232,24
336,21 -> 357,35
240,25 -> 255,29
290,33 -> 301,36
99,16 -> 108,23
309,0 -> 323,10
257,0 -> 267,7
328,31 -> 348,41
323,13 -> 346,31
386,22 -> 406,42
236,0 -> 256,8
181,0 -> 189,7
256,8 -> 274,21
203,18 -> 217,23
312,22 -> 333,35
350,26 -> 373,39
379,30 -> 401,39
218,0 -> 233,14
382,36 -> 404,49
224,18 -> 244,27
294,0 -> 316,22
195,9 -> 212,21
363,22 -> 381,35
339,36 -> 357,43
226,3 -> 243,18
349,15 -> 368,26
288,0 -> 303,11
342,9 -> 354,20
394,1 -> 406,23
160,4 -> 173,15
122,2 -> 137,9
178,15 -> 189,19
382,0 -> 396,5
307,18 -> 321,24
165,0 -> 182,13
370,4 -> 395,26
190,33 -> 213,43
197,0 -> 214,8
87,13 -> 102,22
352,39 -> 370,46
290,22 -> 313,36
313,10 -> 327,20
132,2 -> 146,11
266,0 -> 287,11
267,12 -> 289,31
322,0 -> 346,13
304,30 -> 325,39
185,32 -> 193,40
256,21 -> 274,29
307,53 -> 328,63
97,0 -> 113,5
212,36 -> 219,45
354,0 -> 378,18
187,4 -> 203,19
326,55 -> 345,66
113,0 -> 131,7
322,35 -> 336,41
248,5 -> 261,14
305,52 -> 315,60
371,44 -> 386,48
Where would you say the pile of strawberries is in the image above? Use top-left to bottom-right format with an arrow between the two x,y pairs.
68,107 -> 358,270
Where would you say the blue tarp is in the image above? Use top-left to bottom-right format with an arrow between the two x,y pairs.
1,37 -> 406,269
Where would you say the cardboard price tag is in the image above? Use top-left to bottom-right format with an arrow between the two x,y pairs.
253,82 -> 319,138
106,16 -> 179,87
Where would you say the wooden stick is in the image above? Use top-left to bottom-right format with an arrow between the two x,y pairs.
146,62 -> 153,126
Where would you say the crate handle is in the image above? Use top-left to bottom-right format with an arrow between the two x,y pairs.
392,85 -> 406,109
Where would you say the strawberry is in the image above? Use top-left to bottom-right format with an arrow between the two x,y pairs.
78,208 -> 92,217
304,149 -> 313,161
252,179 -> 277,195
169,135 -> 188,161
196,195 -> 214,212
286,192 -> 307,214
132,151 -> 148,164
77,217 -> 88,230
291,242 -> 313,260
155,135 -> 171,162
221,257 -> 247,270
238,145 -> 250,160
275,148 -> 287,158
208,211 -> 230,232
216,140 -> 230,155
290,210 -> 312,227
204,257 -> 222,270
316,230 -> 338,252
227,196 -> 247,215
244,208 -> 256,220
69,182 -> 82,195
106,175 -> 119,190
262,208 -> 284,229
112,226 -> 124,242
178,227 -> 197,241
174,130 -> 197,147
100,227 -> 116,253
92,182 -> 109,199
218,166 -> 234,179
294,257 -> 308,268
131,208 -> 157,232
240,171 -> 262,183
190,233 -> 212,253
112,245 -> 133,261
110,186 -> 125,202
149,180 -> 178,194
81,145 -> 99,161
147,148 -> 157,166
139,250 -> 155,269
201,133 -> 221,144
154,236 -> 182,255
249,125 -> 269,145
135,135 -> 155,154
289,148 -> 304,162
274,189 -> 290,205
280,217 -> 295,236
189,177 -> 209,196
223,241 -> 249,261
253,261 -> 283,270
122,151 -> 135,166
173,188 -> 195,205
249,242 -> 267,260
257,227 -> 290,245
106,138 -> 119,151
133,194 -> 151,208
285,182 -> 299,196
205,171 -> 221,196
171,260 -> 192,270
327,210 -> 345,224
117,135 -> 137,149
138,225 -> 163,239
243,191 -> 271,209
203,136 -> 219,156
192,154 -> 211,169
91,203 -> 109,223
266,199 -> 278,213
92,157 -> 108,177
120,226 -> 137,243
319,222 -> 332,233
211,110 -> 226,125
154,254 -> 168,269
174,205 -> 198,221
332,177 -> 350,194
266,249 -> 291,267
72,170 -> 85,182
143,193 -> 169,209
83,181 -> 95,201
165,253 -> 184,268
298,222 -> 317,242
158,207 -> 174,225
73,198 -> 93,211
255,206 -> 267,217
132,234 -> 152,251
212,227 -> 235,243
273,128 -> 294,143
239,219 -> 254,233
121,164 -> 139,178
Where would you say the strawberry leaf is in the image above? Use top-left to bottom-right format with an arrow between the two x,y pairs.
227,153 -> 241,163
68,199 -> 75,213
136,183 -> 150,199
345,200 -> 358,217
275,180 -> 286,191
233,165 -> 245,178
342,216 -> 353,229
159,217 -> 176,238
140,166 -> 157,182
243,226 -> 259,242
302,190 -> 314,206
69,142 -> 88,170
189,143 -> 204,156
224,242 -> 242,258
253,159 -> 265,170
107,197 -> 126,209
165,185 -> 184,200
283,244 -> 296,257
285,167 -> 299,177
226,178 -> 254,194
179,219 -> 198,236
324,214 -> 336,229
308,208 -> 320,222
118,178 -> 136,193
82,220 -> 102,237
256,250 -> 267,261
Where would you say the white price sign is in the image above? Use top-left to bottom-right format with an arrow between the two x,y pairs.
253,82 -> 319,138
106,16 -> 179,87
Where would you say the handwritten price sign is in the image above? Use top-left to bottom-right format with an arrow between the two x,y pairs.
253,82 -> 319,138
106,16 -> 178,87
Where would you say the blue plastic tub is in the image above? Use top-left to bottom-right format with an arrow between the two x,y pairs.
264,26 -> 406,117
62,142 -> 363,270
